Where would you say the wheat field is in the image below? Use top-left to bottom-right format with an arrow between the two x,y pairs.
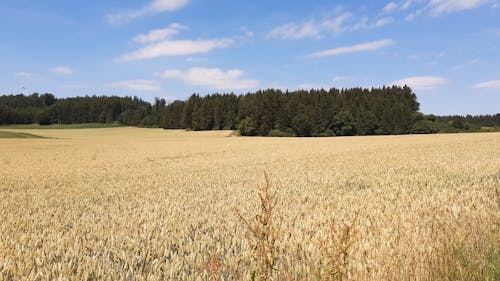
0,128 -> 498,280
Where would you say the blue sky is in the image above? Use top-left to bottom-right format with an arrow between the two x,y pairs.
1,0 -> 499,115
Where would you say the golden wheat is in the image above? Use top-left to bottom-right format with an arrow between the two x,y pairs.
0,128 -> 498,280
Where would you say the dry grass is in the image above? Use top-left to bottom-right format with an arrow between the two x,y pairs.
0,128 -> 498,280
235,172 -> 280,281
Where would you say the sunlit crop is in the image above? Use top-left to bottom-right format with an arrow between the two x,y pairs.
0,128 -> 498,280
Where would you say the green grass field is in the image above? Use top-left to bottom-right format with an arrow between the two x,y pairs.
0,123 -> 122,130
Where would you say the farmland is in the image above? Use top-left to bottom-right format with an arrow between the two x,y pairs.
0,128 -> 499,280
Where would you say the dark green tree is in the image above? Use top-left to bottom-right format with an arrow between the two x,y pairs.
237,117 -> 256,136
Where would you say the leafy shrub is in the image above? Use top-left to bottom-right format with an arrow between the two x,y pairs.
317,129 -> 335,137
237,117 -> 256,136
411,120 -> 439,134
267,129 -> 295,137
340,125 -> 354,136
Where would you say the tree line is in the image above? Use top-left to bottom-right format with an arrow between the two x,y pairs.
162,86 -> 421,136
1,88 -> 499,136
434,114 -> 500,131
0,93 -> 156,126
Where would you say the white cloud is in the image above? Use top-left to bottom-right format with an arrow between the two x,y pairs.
15,72 -> 35,79
391,76 -> 449,89
321,13 -> 353,33
473,80 -> 500,89
405,8 -> 424,20
402,0 -> 421,10
428,0 -> 489,15
309,39 -> 394,58
108,80 -> 161,91
50,66 -> 74,75
268,21 -> 321,40
106,0 -> 189,24
402,0 -> 488,20
133,23 -> 187,44
118,38 -> 234,62
161,67 -> 259,90
450,57 -> 481,71
268,12 -> 392,40
149,0 -> 188,11
350,16 -> 370,31
383,2 -> 398,12
375,17 -> 394,27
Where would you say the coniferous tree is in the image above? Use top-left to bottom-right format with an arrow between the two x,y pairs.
3,86 -> 497,135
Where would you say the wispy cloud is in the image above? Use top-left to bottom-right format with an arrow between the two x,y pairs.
308,39 -> 394,58
106,0 -> 189,24
268,21 -> 321,40
402,0 -> 423,10
391,0 -> 490,20
405,8 -> 425,21
117,22 -> 248,62
383,2 -> 399,12
118,38 -> 234,62
383,0 -> 489,21
161,67 -> 259,90
391,76 -> 449,89
50,66 -> 74,75
375,17 -> 395,27
473,80 -> 500,89
108,80 -> 161,91
133,23 -> 187,44
451,57 -> 481,71
321,13 -> 353,33
428,0 -> 489,15
268,12 -> 392,40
